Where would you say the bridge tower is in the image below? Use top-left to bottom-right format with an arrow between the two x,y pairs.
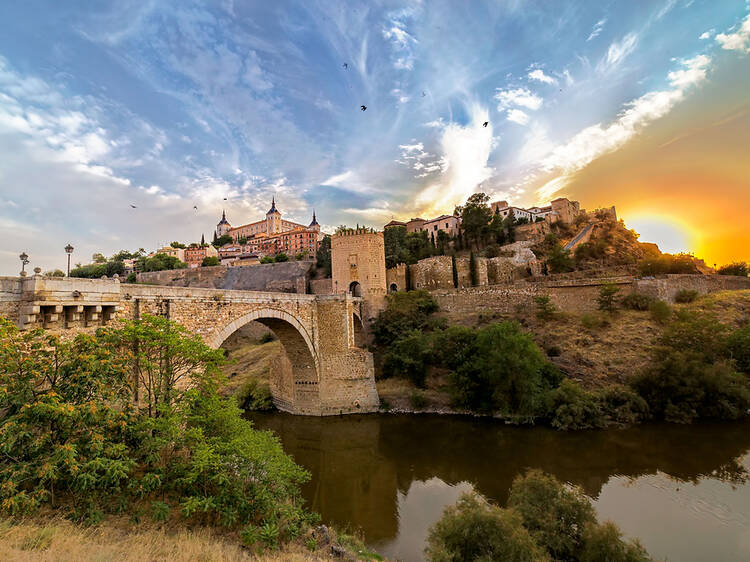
331,227 -> 387,321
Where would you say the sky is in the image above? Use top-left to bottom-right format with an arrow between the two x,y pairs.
1,0 -> 749,275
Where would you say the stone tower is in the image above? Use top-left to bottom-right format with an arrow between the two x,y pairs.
216,210 -> 231,237
266,197 -> 281,234
331,228 -> 387,320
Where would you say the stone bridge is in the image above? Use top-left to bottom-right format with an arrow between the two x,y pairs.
0,276 -> 378,416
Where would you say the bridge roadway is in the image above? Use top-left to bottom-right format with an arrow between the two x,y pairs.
0,275 -> 378,416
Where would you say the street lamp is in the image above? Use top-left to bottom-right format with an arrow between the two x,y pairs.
19,252 -> 29,276
65,244 -> 74,276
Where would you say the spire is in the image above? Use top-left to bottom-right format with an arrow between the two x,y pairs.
217,209 -> 229,225
267,197 -> 278,215
309,209 -> 319,227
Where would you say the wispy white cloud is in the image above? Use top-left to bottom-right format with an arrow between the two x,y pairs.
507,109 -> 530,125
600,32 -> 639,71
699,29 -> 714,40
495,87 -> 543,111
534,54 -> 712,200
716,13 -> 750,53
528,69 -> 557,85
382,7 -> 420,70
587,18 -> 606,41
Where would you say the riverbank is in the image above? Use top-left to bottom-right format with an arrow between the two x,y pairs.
0,516 -> 377,561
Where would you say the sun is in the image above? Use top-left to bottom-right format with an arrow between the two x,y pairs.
626,214 -> 696,255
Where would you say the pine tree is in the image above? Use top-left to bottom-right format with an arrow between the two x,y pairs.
200,233 -> 205,246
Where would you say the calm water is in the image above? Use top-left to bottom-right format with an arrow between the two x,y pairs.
248,413 -> 750,562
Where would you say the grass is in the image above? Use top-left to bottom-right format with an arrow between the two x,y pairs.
218,323 -> 281,405
0,517 -> 381,561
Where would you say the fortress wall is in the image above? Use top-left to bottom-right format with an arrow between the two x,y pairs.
410,256 -> 454,290
634,274 -> 750,303
136,261 -> 315,293
386,264 -> 408,292
309,278 -> 333,294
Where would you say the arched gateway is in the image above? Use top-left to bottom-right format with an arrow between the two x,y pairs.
2,277 -> 379,416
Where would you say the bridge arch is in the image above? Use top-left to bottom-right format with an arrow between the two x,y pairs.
207,308 -> 320,414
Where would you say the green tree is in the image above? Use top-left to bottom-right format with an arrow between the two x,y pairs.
455,193 -> 492,250
449,322 -> 551,416
426,493 -> 548,562
170,241 -> 186,249
316,235 -> 332,276
547,243 -> 574,273
507,470 -> 596,560
92,253 -> 107,263
580,522 -> 650,562
213,234 -> 233,248
274,253 -> 289,263
597,283 -> 621,312
202,256 -> 220,267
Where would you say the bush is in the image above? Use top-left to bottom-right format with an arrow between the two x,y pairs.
432,325 -> 476,371
202,256 -> 220,267
674,289 -> 699,303
382,330 -> 432,387
638,253 -> 699,275
630,349 -> 750,423
410,390 -> 428,409
448,322 -> 553,416
580,521 -> 650,562
236,378 -> 275,411
372,290 -> 439,346
507,470 -> 595,560
274,253 -> 289,263
547,243 -> 574,274
581,312 -> 609,331
260,256 -> 274,264
126,272 -> 137,283
648,300 -> 671,324
533,295 -> 558,322
718,262 -> 748,276
660,310 -> 729,362
599,385 -> 649,426
0,317 -> 312,539
597,283 -> 621,312
259,332 -> 276,344
545,379 -> 605,430
621,293 -> 655,311
727,325 -> 750,374
425,492 -> 547,562
545,345 -> 561,358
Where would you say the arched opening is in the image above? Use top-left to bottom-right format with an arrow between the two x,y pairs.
389,283 -> 398,293
210,309 -> 319,414
352,313 -> 366,348
349,281 -> 362,297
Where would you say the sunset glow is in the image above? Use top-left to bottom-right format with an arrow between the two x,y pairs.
625,215 -> 696,256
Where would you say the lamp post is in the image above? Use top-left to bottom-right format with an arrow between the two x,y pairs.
65,244 -> 74,276
19,252 -> 29,276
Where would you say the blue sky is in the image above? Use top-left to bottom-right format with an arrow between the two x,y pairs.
1,0 -> 749,273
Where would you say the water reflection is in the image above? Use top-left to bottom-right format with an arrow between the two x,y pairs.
249,413 -> 750,561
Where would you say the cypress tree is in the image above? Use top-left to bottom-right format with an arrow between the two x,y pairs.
470,251 -> 478,286
452,254 -> 458,288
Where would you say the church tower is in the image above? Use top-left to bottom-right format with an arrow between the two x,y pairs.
216,210 -> 231,237
266,197 -> 281,234
308,209 -> 320,234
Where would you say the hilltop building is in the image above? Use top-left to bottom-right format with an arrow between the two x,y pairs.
384,215 -> 461,238
184,244 -> 218,268
215,199 -> 321,259
490,197 -> 581,224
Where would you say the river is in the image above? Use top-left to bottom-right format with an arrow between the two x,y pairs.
248,412 -> 750,562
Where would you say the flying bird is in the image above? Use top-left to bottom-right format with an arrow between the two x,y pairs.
422,91 -> 426,97
483,121 -> 488,127
343,63 -> 348,69
223,197 -> 228,200
193,205 -> 198,211
130,205 -> 137,209
360,105 -> 367,111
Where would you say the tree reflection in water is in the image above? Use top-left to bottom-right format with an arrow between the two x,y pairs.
249,413 -> 750,561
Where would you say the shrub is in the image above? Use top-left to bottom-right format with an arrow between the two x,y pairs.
448,322 -> 552,416
259,332 -> 276,344
382,330 -> 432,387
126,272 -> 137,283
547,243 -> 574,274
630,350 -> 750,423
274,253 -> 289,263
621,293 -> 655,311
648,300 -> 671,324
727,325 -> 750,374
660,310 -> 729,362
545,379 -> 605,430
533,295 -> 558,322
597,283 -> 621,312
372,290 -> 439,346
638,253 -> 699,275
425,492 -> 547,562
580,521 -> 651,562
260,256 -> 274,264
599,385 -> 649,426
674,289 -> 699,303
581,312 -> 609,331
410,390 -> 428,409
507,470 -> 595,560
718,262 -> 748,276
432,325 -> 477,371
201,256 -> 220,267
237,378 -> 275,411
545,345 -> 561,358
0,317 -> 312,538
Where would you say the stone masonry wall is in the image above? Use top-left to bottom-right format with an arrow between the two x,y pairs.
309,278 -> 333,294
386,264 -> 408,292
136,261 -> 315,293
634,274 -> 750,303
410,256 -> 454,290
